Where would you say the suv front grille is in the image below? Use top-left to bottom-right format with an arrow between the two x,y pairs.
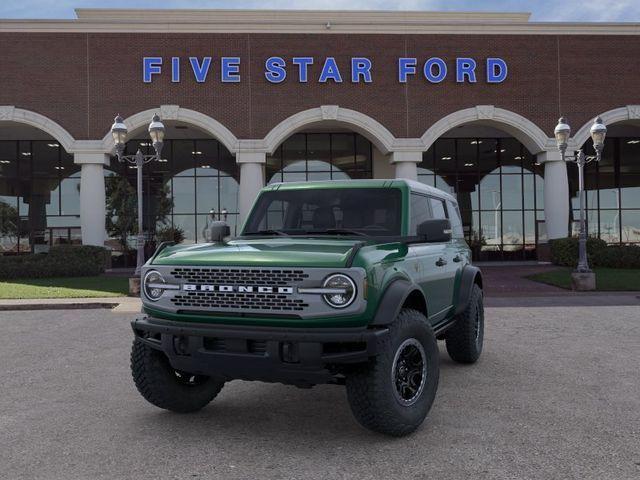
170,267 -> 309,286
170,291 -> 309,311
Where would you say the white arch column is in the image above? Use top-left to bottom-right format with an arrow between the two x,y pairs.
538,151 -> 569,239
391,151 -> 422,181
74,149 -> 109,246
237,150 -> 266,226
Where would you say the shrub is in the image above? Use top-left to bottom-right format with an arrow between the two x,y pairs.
0,245 -> 110,280
156,225 -> 185,244
550,237 -> 640,269
550,237 -> 607,267
592,245 -> 640,269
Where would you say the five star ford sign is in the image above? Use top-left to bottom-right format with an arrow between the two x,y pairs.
142,56 -> 508,84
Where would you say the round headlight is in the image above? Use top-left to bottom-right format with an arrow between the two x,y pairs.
143,270 -> 165,301
322,274 -> 356,309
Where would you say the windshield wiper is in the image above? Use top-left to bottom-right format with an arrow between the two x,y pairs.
304,228 -> 369,237
244,229 -> 289,236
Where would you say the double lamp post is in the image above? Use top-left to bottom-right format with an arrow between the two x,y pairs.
110,114 -> 166,276
554,115 -> 607,289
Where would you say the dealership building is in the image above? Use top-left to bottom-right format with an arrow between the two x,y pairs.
1,9 -> 639,263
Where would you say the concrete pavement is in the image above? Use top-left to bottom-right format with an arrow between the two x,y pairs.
1,306 -> 639,479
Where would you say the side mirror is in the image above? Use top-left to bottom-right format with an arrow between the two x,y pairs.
417,219 -> 452,243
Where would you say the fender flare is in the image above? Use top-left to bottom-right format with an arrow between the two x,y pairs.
370,279 -> 427,326
454,265 -> 483,316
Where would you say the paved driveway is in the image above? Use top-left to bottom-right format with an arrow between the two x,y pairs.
1,306 -> 639,480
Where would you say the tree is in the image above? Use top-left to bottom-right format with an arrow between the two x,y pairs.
105,175 -> 173,251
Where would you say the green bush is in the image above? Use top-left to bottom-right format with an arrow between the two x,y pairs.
550,237 -> 640,269
592,245 -> 640,269
0,245 -> 110,280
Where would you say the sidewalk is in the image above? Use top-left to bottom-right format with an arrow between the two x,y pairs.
1,264 -> 638,311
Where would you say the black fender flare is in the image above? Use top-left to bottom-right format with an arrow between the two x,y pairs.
453,265 -> 483,316
370,279 -> 427,326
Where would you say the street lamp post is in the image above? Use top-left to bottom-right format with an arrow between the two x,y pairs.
110,113 -> 166,276
554,116 -> 607,288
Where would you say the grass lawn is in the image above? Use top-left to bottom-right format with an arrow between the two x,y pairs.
527,268 -> 640,291
0,276 -> 129,299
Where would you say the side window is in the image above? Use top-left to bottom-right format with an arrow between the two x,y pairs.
409,193 -> 432,235
447,200 -> 464,238
430,197 -> 447,220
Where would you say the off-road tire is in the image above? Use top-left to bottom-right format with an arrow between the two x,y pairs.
345,309 -> 439,437
131,340 -> 225,413
445,283 -> 484,364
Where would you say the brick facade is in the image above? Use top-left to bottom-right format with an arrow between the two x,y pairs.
1,31 -> 638,142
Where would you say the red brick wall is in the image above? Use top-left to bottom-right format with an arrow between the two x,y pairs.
1,32 -> 639,142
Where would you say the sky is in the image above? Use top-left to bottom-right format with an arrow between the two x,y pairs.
0,0 -> 639,22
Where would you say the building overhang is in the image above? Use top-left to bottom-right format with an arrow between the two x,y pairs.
0,9 -> 639,35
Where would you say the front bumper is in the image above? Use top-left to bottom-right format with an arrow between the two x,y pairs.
132,316 -> 389,386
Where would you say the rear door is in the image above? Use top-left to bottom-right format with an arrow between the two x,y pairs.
408,193 -> 450,323
428,196 -> 458,318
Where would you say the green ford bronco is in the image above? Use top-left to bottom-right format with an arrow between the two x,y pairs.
131,179 -> 484,436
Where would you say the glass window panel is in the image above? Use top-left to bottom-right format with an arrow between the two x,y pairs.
455,175 -> 479,211
620,138 -> 640,174
19,141 -> 32,177
220,147 -> 238,178
330,134 -> 354,172
477,138 -> 498,174
598,186 -> 619,209
219,176 -> 239,214
31,141 -> 58,177
435,139 -> 456,176
456,139 -> 477,172
499,138 -> 523,173
0,141 -> 18,177
409,194 -> 432,234
282,172 -> 306,183
0,194 -> 19,253
195,139 -> 219,172
60,150 -> 78,176
60,177 -> 80,215
355,134 -> 372,172
417,174 -> 435,188
524,210 -> 536,245
502,211 -> 523,247
621,210 -> 640,243
435,175 -> 455,195
31,178 -> 60,216
620,179 -> 640,208
479,175 -> 501,211
196,176 -> 219,214
599,210 -> 620,243
332,170 -> 352,180
308,172 -> 332,182
172,177 -> 195,214
306,133 -> 332,171
430,198 -> 447,220
501,175 -> 523,210
420,147 -> 435,171
523,174 -> 535,210
480,211 -> 501,250
172,215 -> 196,244
172,140 -> 195,176
282,134 -> 306,171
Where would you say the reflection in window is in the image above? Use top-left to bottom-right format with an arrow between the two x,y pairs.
106,139 -> 239,262
418,138 -> 543,260
571,137 -> 640,244
267,133 -> 373,183
0,140 -> 80,253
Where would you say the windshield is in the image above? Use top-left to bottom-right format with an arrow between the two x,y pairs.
243,188 -> 403,237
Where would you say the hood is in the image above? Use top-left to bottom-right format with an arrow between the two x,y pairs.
151,237 -> 365,268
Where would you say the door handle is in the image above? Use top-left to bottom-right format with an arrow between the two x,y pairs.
436,257 -> 447,267
453,255 -> 462,263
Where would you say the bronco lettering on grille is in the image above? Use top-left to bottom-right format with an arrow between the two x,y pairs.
182,284 -> 294,294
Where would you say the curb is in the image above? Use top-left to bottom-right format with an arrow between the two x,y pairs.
0,302 -> 120,311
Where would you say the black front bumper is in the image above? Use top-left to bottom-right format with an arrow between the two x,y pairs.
132,316 -> 389,386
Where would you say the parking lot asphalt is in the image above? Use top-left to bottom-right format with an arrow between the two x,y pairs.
1,306 -> 639,480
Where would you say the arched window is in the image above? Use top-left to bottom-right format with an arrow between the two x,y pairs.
267,133 -> 373,183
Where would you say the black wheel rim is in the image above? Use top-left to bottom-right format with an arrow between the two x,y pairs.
173,370 -> 208,387
391,338 -> 427,406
